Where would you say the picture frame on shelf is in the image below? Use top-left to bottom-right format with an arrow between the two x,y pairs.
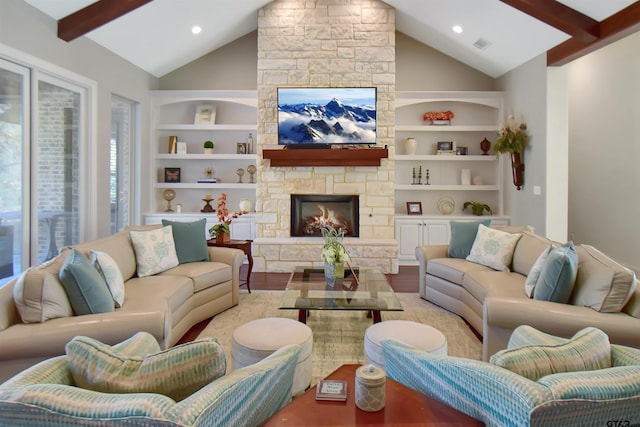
237,142 -> 247,154
456,146 -> 468,155
406,201 -> 423,215
437,141 -> 453,151
194,104 -> 216,124
164,167 -> 181,183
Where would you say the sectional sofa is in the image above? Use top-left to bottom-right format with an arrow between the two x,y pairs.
0,224 -> 244,383
417,224 -> 640,360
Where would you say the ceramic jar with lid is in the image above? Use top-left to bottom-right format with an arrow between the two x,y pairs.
355,364 -> 385,412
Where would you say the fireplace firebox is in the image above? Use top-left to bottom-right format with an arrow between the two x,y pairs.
290,194 -> 359,237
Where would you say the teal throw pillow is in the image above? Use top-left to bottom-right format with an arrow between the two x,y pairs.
533,241 -> 578,303
448,220 -> 491,259
161,218 -> 210,264
59,249 -> 115,315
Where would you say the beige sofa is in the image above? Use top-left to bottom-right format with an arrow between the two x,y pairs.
0,226 -> 244,383
417,229 -> 640,361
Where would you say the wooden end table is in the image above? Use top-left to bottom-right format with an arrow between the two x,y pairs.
206,239 -> 252,293
260,364 -> 483,426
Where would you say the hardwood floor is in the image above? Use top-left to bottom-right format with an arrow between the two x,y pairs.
176,265 -> 420,344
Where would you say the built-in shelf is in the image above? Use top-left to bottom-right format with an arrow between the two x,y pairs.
263,148 -> 389,167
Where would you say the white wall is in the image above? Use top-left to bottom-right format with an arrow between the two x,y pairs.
567,31 -> 640,270
496,54 -> 550,235
0,0 -> 158,236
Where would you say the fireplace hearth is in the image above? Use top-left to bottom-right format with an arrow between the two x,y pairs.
290,194 -> 359,237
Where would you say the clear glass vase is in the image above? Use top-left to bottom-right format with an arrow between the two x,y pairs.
324,262 -> 344,287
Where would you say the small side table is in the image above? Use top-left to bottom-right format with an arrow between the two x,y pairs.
207,239 -> 253,293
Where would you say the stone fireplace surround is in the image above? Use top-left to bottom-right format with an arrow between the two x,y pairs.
251,0 -> 398,274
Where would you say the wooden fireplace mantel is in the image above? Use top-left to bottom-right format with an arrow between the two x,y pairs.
262,148 -> 388,167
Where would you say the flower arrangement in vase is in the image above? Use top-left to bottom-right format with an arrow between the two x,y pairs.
320,226 -> 350,287
493,114 -> 530,190
208,192 -> 247,243
423,110 -> 455,125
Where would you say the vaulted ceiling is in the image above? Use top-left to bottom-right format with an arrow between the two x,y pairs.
24,0 -> 640,78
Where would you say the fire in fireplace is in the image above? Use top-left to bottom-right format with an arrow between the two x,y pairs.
290,194 -> 359,237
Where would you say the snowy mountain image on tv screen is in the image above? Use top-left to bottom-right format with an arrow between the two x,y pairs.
278,87 -> 377,145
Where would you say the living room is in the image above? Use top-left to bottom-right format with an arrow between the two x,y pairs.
3,0 -> 639,277
1,0 -> 640,424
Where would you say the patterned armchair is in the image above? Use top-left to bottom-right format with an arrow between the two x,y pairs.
0,332 -> 300,427
381,325 -> 640,427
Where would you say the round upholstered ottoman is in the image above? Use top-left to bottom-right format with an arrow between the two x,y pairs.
231,317 -> 313,396
364,320 -> 447,369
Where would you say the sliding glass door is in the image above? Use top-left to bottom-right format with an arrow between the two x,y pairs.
0,59 -> 89,284
34,76 -> 84,264
0,59 -> 27,281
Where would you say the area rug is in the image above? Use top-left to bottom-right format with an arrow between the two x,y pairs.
198,291 -> 482,385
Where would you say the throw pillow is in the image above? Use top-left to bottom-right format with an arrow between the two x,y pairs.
490,327 -> 611,381
91,250 -> 125,308
447,220 -> 491,259
58,249 -> 115,315
466,224 -> 522,272
129,226 -> 179,277
570,244 -> 637,312
533,241 -> 578,304
161,218 -> 210,264
13,270 -> 73,323
65,335 -> 226,401
524,245 -> 554,298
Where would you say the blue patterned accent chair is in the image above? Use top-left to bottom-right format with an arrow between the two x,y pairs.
381,325 -> 640,427
0,332 -> 300,426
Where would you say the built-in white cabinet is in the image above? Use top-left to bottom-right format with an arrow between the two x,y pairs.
143,213 -> 256,241
395,215 -> 510,264
394,91 -> 506,217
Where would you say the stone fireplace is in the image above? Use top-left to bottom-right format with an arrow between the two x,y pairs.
252,0 -> 398,273
290,194 -> 359,237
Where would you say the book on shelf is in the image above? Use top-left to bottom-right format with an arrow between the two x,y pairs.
315,379 -> 347,401
197,178 -> 218,183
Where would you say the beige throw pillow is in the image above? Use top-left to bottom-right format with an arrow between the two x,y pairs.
571,245 -> 637,312
13,258 -> 73,323
129,226 -> 179,277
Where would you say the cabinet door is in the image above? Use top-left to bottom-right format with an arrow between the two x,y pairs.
230,218 -> 255,240
424,221 -> 450,245
396,220 -> 423,260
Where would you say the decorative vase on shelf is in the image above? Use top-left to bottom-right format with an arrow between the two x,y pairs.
480,138 -> 491,155
404,137 -> 417,155
239,198 -> 253,213
324,262 -> 344,288
215,231 -> 231,244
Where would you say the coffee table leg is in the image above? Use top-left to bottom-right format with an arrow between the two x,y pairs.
372,310 -> 381,323
298,309 -> 307,323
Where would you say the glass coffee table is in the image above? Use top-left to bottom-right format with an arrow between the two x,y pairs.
279,266 -> 403,323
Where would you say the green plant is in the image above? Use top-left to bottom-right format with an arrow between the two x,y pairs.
493,114 -> 529,155
463,201 -> 492,216
203,140 -> 214,149
320,226 -> 350,265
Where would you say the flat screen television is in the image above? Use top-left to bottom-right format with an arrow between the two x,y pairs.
277,87 -> 377,146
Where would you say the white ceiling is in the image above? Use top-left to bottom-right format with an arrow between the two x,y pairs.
24,0 -> 638,78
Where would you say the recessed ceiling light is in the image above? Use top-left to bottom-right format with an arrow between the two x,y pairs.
453,25 -> 463,34
192,26 -> 202,35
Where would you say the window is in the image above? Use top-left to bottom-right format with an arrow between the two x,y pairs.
0,52 -> 95,285
110,95 -> 136,233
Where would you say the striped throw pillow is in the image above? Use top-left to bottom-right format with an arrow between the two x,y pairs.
490,327 -> 611,381
66,335 -> 226,401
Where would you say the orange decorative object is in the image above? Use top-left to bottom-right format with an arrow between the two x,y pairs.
423,111 -> 455,122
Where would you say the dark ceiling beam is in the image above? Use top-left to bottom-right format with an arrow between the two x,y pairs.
547,1 -> 640,66
499,0 -> 600,42
58,0 -> 153,42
